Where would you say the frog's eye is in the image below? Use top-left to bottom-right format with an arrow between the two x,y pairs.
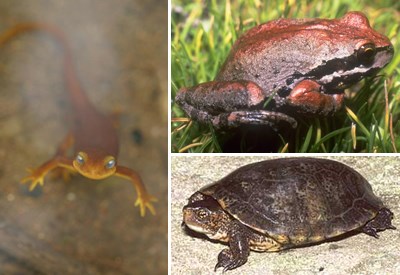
75,153 -> 85,165
357,43 -> 376,63
104,157 -> 116,169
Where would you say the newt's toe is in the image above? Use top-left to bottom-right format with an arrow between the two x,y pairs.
21,168 -> 45,191
135,194 -> 157,217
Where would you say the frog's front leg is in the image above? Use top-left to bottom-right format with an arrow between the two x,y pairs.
287,79 -> 344,116
21,133 -> 75,190
115,166 -> 157,216
176,80 -> 297,129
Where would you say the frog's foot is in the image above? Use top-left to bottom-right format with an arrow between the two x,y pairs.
135,193 -> 157,217
213,110 -> 298,129
21,168 -> 46,191
287,79 -> 344,116
50,167 -> 77,181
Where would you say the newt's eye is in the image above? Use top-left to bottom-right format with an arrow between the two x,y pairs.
75,154 -> 85,165
105,158 -> 116,169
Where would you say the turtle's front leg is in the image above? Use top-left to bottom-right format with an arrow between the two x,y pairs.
215,222 -> 250,272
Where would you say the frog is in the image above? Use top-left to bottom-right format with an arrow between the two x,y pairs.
175,11 -> 394,129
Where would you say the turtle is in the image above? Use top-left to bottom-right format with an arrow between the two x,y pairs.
182,158 -> 396,272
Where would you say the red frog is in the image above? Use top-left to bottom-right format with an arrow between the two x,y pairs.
176,12 -> 394,129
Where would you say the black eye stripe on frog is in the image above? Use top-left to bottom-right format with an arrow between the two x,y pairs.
286,46 -> 391,88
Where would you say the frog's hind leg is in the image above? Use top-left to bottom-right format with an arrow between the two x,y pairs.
214,110 -> 298,129
176,80 -> 298,129
362,208 -> 396,238
176,100 -> 297,129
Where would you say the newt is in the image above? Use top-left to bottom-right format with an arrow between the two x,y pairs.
0,23 -> 156,216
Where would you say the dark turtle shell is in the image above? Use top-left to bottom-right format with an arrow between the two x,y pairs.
200,158 -> 384,246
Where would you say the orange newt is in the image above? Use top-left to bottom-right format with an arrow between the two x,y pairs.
0,23 -> 156,216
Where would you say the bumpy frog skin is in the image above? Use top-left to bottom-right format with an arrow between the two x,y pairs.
175,12 -> 394,129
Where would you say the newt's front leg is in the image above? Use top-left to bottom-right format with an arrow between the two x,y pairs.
115,166 -> 157,217
21,133 -> 76,190
21,156 -> 75,191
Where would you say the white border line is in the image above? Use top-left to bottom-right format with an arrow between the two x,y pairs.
167,2 -> 399,274
168,0 -> 172,274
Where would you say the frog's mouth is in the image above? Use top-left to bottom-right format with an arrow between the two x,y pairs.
299,45 -> 393,93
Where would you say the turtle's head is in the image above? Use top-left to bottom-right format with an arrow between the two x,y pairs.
183,193 -> 231,241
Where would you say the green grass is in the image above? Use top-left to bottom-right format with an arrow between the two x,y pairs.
171,0 -> 400,153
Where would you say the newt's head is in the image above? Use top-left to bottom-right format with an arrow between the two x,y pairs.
72,149 -> 117,179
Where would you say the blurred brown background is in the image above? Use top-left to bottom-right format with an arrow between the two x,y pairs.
0,0 -> 167,274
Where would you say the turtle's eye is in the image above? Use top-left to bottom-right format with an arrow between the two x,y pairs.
105,157 -> 116,169
75,153 -> 85,165
197,209 -> 209,219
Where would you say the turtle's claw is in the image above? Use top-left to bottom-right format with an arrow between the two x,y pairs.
215,248 -> 248,272
135,193 -> 157,217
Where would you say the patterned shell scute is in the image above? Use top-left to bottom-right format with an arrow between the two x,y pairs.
200,158 -> 383,243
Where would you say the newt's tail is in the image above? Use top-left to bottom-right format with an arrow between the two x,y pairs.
0,22 -> 90,109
